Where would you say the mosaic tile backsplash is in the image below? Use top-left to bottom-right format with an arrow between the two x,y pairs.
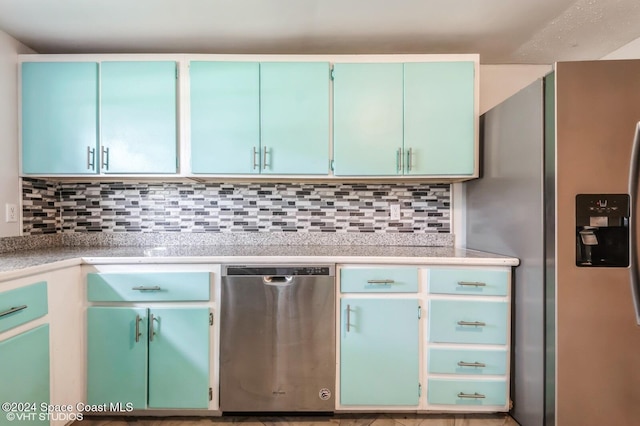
22,179 -> 451,235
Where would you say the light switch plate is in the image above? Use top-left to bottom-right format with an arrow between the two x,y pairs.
390,204 -> 401,221
5,203 -> 18,223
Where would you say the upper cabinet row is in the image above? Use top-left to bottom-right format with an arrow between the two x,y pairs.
20,57 -> 477,179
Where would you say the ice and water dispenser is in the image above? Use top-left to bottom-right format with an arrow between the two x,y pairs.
576,194 -> 630,267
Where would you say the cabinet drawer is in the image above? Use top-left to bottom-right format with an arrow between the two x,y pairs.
87,272 -> 210,302
427,378 -> 507,407
428,348 -> 507,375
428,268 -> 508,296
340,268 -> 418,293
428,300 -> 508,345
0,282 -> 48,333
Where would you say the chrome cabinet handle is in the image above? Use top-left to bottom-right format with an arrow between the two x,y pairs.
367,279 -> 395,284
406,147 -> 413,172
263,146 -> 269,169
135,314 -> 142,343
457,361 -> 486,368
252,147 -> 259,170
132,286 -> 161,291
149,313 -> 158,342
346,304 -> 351,333
458,281 -> 487,287
457,320 -> 486,327
396,148 -> 403,173
0,305 -> 27,318
86,146 -> 95,170
101,146 -> 110,171
458,392 -> 486,399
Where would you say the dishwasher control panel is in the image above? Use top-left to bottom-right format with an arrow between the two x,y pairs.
223,265 -> 334,276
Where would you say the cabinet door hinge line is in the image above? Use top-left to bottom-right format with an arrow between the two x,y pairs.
209,387 -> 213,401
209,313 -> 214,326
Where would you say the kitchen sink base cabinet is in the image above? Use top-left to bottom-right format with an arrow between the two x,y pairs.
87,307 -> 210,409
84,266 -> 218,413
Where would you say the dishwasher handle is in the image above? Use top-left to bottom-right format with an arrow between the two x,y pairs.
263,276 -> 294,286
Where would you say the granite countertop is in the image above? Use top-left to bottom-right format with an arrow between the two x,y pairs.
0,244 -> 519,281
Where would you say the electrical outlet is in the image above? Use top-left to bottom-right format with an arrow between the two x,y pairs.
5,203 -> 18,223
390,204 -> 401,221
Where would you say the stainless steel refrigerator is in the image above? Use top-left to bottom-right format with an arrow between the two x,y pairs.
466,59 -> 640,426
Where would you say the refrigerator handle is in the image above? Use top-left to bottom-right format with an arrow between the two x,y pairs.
627,122 -> 640,325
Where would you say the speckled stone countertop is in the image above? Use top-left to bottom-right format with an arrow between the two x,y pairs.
0,244 -> 519,281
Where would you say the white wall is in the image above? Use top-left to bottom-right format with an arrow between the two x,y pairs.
602,35 -> 640,59
0,30 -> 33,237
479,65 -> 553,114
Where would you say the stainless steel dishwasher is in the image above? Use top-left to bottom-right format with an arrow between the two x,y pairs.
220,265 -> 335,412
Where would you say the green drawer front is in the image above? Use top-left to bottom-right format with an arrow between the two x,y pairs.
0,282 -> 48,333
340,268 -> 418,293
427,379 -> 507,406
428,348 -> 507,375
428,300 -> 508,345
87,272 -> 210,302
429,269 -> 508,296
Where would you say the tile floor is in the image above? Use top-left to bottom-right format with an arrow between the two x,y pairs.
74,413 -> 520,426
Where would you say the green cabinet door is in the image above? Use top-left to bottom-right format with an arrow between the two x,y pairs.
87,307 -> 148,408
22,62 -> 98,174
340,298 -> 419,405
148,308 -> 210,408
0,325 -> 50,425
190,61 -> 260,174
260,62 -> 330,174
333,63 -> 404,176
101,61 -> 177,174
404,62 -> 475,175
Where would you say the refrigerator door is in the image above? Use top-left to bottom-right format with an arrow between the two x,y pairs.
555,59 -> 640,426
466,79 -> 547,426
628,122 -> 640,325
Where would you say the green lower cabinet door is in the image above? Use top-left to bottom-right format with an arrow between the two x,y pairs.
340,298 -> 419,405
404,61 -> 475,176
190,61 -> 260,174
87,307 -> 148,408
260,62 -> 330,175
148,308 -> 210,408
333,63 -> 404,176
0,325 -> 50,425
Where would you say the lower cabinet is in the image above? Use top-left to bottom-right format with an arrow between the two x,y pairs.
87,307 -> 210,409
338,264 -> 512,412
340,298 -> 420,405
0,325 -> 50,425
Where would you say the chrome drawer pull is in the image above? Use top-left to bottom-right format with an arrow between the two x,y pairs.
458,281 -> 487,287
367,279 -> 395,284
132,286 -> 162,291
346,304 -> 351,333
458,392 -> 486,399
457,320 -> 486,327
457,361 -> 487,368
0,305 -> 28,318
135,314 -> 142,343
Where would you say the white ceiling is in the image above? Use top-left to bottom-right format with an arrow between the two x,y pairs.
1,0 -> 640,64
